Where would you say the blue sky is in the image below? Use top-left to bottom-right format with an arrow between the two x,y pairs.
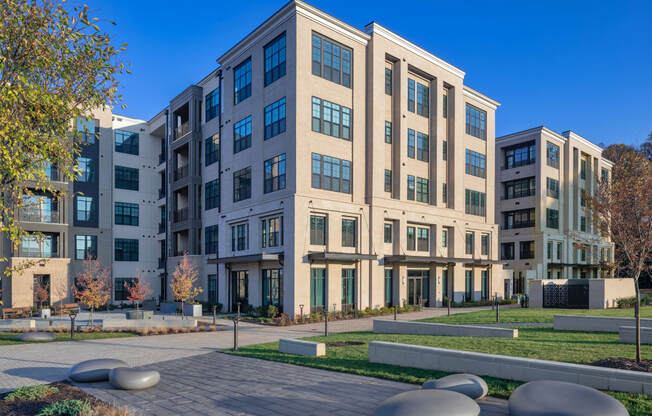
96,0 -> 651,147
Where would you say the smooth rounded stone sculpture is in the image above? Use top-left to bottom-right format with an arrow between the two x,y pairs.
374,390 -> 480,416
17,332 -> 56,341
508,380 -> 629,416
109,367 -> 160,390
69,359 -> 128,382
422,373 -> 488,400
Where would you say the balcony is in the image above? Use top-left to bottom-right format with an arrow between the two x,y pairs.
175,121 -> 190,140
501,221 -> 536,230
157,257 -> 165,269
158,188 -> 166,200
20,210 -> 60,224
173,208 -> 189,223
158,222 -> 165,234
158,153 -> 166,165
174,165 -> 189,181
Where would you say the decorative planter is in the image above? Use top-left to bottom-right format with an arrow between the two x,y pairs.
126,310 -> 144,320
40,308 -> 51,319
159,302 -> 177,314
142,300 -> 157,311
183,303 -> 202,317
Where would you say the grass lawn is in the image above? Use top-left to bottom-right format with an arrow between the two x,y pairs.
224,329 -> 652,416
418,306 -> 652,325
0,331 -> 137,346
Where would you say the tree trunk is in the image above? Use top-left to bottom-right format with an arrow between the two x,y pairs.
181,300 -> 185,320
90,306 -> 94,328
635,278 -> 641,362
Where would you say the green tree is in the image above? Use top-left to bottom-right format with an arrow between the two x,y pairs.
0,0 -> 127,273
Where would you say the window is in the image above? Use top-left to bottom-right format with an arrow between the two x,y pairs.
115,238 -> 138,261
481,270 -> 489,300
504,177 -> 535,199
442,269 -> 449,300
580,247 -> 586,262
503,208 -> 535,229
417,227 -> 429,252
205,133 -> 220,166
311,153 -> 351,194
501,242 -> 515,260
547,241 -> 553,260
416,177 -> 429,203
546,208 -> 559,229
557,242 -> 562,260
442,140 -> 448,161
262,216 -> 282,248
21,232 -> 57,258
546,178 -> 559,199
465,189 -> 486,216
233,116 -> 252,153
465,270 -> 473,301
205,178 -> 220,210
75,235 -> 97,260
263,269 -> 282,307
384,223 -> 392,243
310,216 -> 326,245
264,97 -> 286,139
481,234 -> 489,256
115,202 -> 138,226
208,275 -> 218,303
231,223 -> 249,251
580,191 -> 586,207
407,226 -> 415,251
342,269 -> 355,310
407,175 -> 415,200
205,87 -> 220,121
580,159 -> 587,179
442,91 -> 448,118
77,157 -> 95,182
234,58 -> 252,104
205,224 -> 219,255
385,121 -> 392,143
407,129 -> 415,158
546,142 -> 559,168
442,229 -> 448,248
76,196 -> 94,222
519,241 -> 535,259
384,269 -> 393,307
342,219 -> 356,247
310,268 -> 326,312
114,278 -> 135,301
465,104 -> 486,139
416,82 -> 429,117
264,154 -> 286,194
384,169 -> 392,193
76,117 -> 97,143
264,33 -> 286,86
385,67 -> 392,95
407,79 -> 415,112
311,33 -> 352,87
465,232 -> 474,255
465,149 -> 486,178
442,183 -> 447,204
115,166 -> 138,190
580,216 -> 586,232
115,130 -> 139,155
601,168 -> 609,183
504,141 -> 536,169
311,97 -> 351,140
233,167 -> 251,202
417,132 -> 429,162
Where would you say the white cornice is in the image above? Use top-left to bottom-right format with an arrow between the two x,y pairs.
463,86 -> 500,110
295,1 -> 369,45
541,128 -> 567,145
561,130 -> 605,154
365,22 -> 465,79
497,126 -> 565,144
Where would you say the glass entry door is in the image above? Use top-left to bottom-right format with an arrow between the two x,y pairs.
407,270 -> 429,306
231,271 -> 248,311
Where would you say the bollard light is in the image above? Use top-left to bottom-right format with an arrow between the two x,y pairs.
69,311 -> 77,339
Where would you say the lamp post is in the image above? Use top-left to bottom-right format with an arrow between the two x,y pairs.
213,305 -> 217,325
68,311 -> 77,339
324,307 -> 328,337
233,302 -> 240,351
299,304 -> 304,323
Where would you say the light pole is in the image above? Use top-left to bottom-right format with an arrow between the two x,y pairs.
68,311 -> 77,339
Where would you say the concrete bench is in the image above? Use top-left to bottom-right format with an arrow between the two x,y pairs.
373,319 -> 517,338
554,315 -> 652,332
619,326 -> 652,345
279,338 -> 326,356
368,341 -> 652,395
2,307 -> 32,319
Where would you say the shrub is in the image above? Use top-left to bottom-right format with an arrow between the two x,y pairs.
266,305 -> 279,319
616,296 -> 648,309
4,385 -> 59,401
277,312 -> 291,326
37,399 -> 92,416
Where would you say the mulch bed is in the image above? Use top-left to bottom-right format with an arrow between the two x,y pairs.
0,381 -> 118,416
591,357 -> 652,372
326,341 -> 365,347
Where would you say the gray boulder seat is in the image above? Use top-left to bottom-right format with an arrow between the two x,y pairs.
109,367 -> 160,390
17,332 -> 56,341
69,358 -> 128,382
374,389 -> 480,416
422,373 -> 488,400
508,380 -> 629,416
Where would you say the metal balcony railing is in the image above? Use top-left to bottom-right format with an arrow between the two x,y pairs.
158,188 -> 166,200
175,121 -> 190,140
174,165 -> 189,181
158,222 -> 165,234
157,258 -> 165,269
20,210 -> 60,224
173,208 -> 188,223
158,153 -> 166,165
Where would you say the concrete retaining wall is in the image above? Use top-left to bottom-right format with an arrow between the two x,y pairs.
553,315 -> 652,332
373,319 -> 517,338
619,326 -> 652,345
279,339 -> 325,356
368,341 -> 652,395
101,319 -> 197,329
0,319 -> 35,330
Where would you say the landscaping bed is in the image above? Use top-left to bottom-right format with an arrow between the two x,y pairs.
237,305 -> 422,326
591,357 -> 652,373
0,382 -> 127,416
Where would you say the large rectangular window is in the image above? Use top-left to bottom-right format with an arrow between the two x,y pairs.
262,216 -> 282,248
501,242 -> 515,260
115,166 -> 138,191
417,227 -> 429,252
310,268 -> 326,312
416,82 -> 429,117
21,232 -> 57,258
115,130 -> 139,155
384,223 -> 392,243
384,269 -> 393,307
385,121 -> 392,143
205,134 -> 220,166
547,177 -> 559,199
231,223 -> 249,251
342,269 -> 355,311
311,153 -> 351,194
580,159 -> 587,179
481,270 -> 488,300
503,208 -> 536,229
407,129 -> 415,158
205,87 -> 220,122
233,58 -> 252,105
407,226 -> 415,251
114,278 -> 134,301
546,142 -> 560,168
264,154 -> 286,194
465,270 -> 473,301
208,275 -> 218,304
115,202 -> 138,226
263,269 -> 282,308
75,235 -> 97,260
407,175 -> 415,200
465,232 -> 474,255
580,216 -> 586,232
311,97 -> 351,140
342,219 -> 356,247
233,116 -> 252,153
311,33 -> 352,87
417,132 -> 429,162
114,238 -> 138,261
76,196 -> 94,222
519,241 -> 535,259
264,33 -> 286,86
504,141 -> 536,169
385,67 -> 392,95
407,78 -> 415,112
442,229 -> 448,248
205,224 -> 219,255
465,149 -> 486,178
77,157 -> 95,182
481,234 -> 489,255
264,97 -> 286,139
205,178 -> 220,210
233,167 -> 251,202
465,189 -> 486,216
465,104 -> 486,139
310,216 -> 326,245
416,177 -> 429,203
384,169 -> 392,193
503,177 -> 535,199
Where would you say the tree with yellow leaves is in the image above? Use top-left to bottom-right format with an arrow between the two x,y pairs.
170,254 -> 202,319
73,257 -> 111,326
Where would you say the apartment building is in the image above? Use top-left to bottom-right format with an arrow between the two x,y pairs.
496,127 -> 615,295
0,109 -> 160,308
149,0 -> 507,317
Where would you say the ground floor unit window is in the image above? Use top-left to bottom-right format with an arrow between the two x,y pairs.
310,268 -> 326,313
263,269 -> 282,309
